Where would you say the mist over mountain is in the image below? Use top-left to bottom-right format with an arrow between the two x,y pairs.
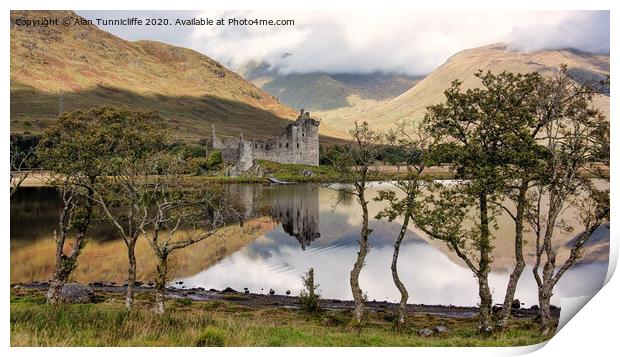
241,61 -> 423,111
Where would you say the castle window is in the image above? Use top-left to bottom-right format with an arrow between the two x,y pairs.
255,144 -> 257,148
279,143 -> 282,148
297,143 -> 300,148
286,143 -> 289,148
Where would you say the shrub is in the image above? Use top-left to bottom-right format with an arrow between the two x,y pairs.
298,268 -> 321,313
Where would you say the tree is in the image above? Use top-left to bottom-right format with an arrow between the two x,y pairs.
326,121 -> 382,328
88,106 -> 168,309
529,66 -> 609,335
374,121 -> 435,327
144,182 -> 244,314
37,110 -> 108,304
417,71 -> 540,333
10,135 -> 36,197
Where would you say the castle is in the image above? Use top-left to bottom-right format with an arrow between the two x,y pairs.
208,109 -> 320,175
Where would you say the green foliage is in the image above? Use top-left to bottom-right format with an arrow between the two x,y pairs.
37,106 -> 168,179
10,133 -> 41,169
189,150 -> 223,175
175,298 -> 193,307
195,327 -> 226,347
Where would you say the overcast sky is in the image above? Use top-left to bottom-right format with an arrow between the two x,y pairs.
77,10 -> 609,76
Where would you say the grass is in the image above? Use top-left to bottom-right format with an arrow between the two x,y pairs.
10,289 -> 551,347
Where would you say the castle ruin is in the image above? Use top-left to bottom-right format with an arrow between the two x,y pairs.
208,109 -> 320,175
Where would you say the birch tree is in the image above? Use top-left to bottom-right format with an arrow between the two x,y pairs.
144,183 -> 244,314
530,67 -> 609,335
88,106 -> 168,309
374,121 -> 435,327
37,111 -> 103,304
326,121 -> 382,328
417,71 -> 539,334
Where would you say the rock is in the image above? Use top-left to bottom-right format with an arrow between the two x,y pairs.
285,290 -> 291,295
511,299 -> 521,309
176,281 -> 183,285
434,325 -> 448,334
244,290 -> 250,295
222,287 -> 237,293
93,281 -> 103,287
418,328 -> 434,337
530,305 -> 539,311
269,289 -> 275,295
48,283 -> 94,304
209,288 -> 218,292
147,281 -> 154,286
109,281 -> 116,286
135,281 -> 143,287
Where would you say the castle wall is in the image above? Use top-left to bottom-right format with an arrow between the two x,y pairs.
208,109 -> 320,173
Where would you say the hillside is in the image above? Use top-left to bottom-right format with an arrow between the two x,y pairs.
318,44 -> 610,131
9,10 -> 347,144
242,61 -> 421,111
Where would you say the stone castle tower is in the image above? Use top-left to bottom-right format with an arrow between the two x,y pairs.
208,109 -> 320,175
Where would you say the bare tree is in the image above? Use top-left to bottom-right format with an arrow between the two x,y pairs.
374,121 -> 435,327
326,121 -> 382,328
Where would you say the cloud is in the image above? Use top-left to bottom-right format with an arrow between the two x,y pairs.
77,10 -> 609,76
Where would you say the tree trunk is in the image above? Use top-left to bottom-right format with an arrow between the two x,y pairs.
125,239 -> 137,309
497,184 -> 528,330
478,192 -> 493,334
539,288 -> 553,336
391,214 -> 410,327
350,192 -> 370,328
478,273 -> 494,334
154,252 -> 169,314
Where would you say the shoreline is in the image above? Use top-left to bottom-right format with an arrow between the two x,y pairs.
11,281 -> 555,319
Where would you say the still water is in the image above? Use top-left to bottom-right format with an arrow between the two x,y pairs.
11,183 -> 609,307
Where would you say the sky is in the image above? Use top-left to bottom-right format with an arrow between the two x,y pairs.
77,10 -> 610,76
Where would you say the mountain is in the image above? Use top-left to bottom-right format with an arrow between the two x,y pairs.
9,10 -> 347,144
318,44 -> 610,132
241,61 -> 422,111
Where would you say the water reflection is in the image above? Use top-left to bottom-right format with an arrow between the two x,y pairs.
10,183 -> 609,307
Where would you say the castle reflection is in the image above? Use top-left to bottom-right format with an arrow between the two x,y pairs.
237,184 -> 321,250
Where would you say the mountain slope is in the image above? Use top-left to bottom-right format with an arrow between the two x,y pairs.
242,62 -> 421,111
319,44 -> 610,131
10,10 -> 347,144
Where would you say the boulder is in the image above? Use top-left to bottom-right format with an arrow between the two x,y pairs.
511,299 -> 521,309
530,305 -> 539,311
269,289 -> 275,295
222,287 -> 237,293
285,290 -> 291,295
48,283 -> 95,304
434,325 -> 448,334
418,328 -> 434,337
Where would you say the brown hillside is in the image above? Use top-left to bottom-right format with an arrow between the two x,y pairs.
10,10 -> 347,144
319,44 -> 610,131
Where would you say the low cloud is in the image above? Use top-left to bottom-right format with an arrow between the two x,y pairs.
79,10 -> 609,76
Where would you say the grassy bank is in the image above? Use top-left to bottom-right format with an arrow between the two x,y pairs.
10,289 -> 549,347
